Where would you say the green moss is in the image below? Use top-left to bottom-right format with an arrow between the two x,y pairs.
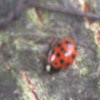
79,67 -> 89,76
79,61 -> 93,76
14,40 -> 22,50
69,97 -> 73,100
39,0 -> 59,7
97,48 -> 100,58
0,35 -> 8,43
98,79 -> 100,89
77,54 -> 84,62
90,78 -> 99,91
78,89 -> 82,94
14,38 -> 40,51
10,70 -> 16,77
87,61 -> 93,67
34,9 -> 54,28
26,8 -> 41,27
9,69 -> 33,100
17,77 -> 31,100
14,38 -> 31,50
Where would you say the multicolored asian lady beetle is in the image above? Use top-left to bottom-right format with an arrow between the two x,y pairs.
45,37 -> 77,73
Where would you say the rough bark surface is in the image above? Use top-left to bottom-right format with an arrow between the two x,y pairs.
0,0 -> 100,100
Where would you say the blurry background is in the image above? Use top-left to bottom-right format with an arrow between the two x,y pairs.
0,0 -> 100,100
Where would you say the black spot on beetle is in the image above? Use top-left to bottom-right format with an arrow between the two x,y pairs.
60,59 -> 64,64
66,62 -> 70,66
72,54 -> 76,59
56,53 -> 60,57
65,41 -> 72,47
65,41 -> 70,45
54,62 -> 57,65
61,47 -> 64,51
57,43 -> 61,47
75,46 -> 77,50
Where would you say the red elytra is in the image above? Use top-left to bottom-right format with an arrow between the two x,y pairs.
47,37 -> 77,73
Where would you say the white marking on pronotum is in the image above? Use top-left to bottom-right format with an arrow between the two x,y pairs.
46,65 -> 51,72
50,55 -> 56,62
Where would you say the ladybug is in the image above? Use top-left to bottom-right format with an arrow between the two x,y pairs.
45,37 -> 77,74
